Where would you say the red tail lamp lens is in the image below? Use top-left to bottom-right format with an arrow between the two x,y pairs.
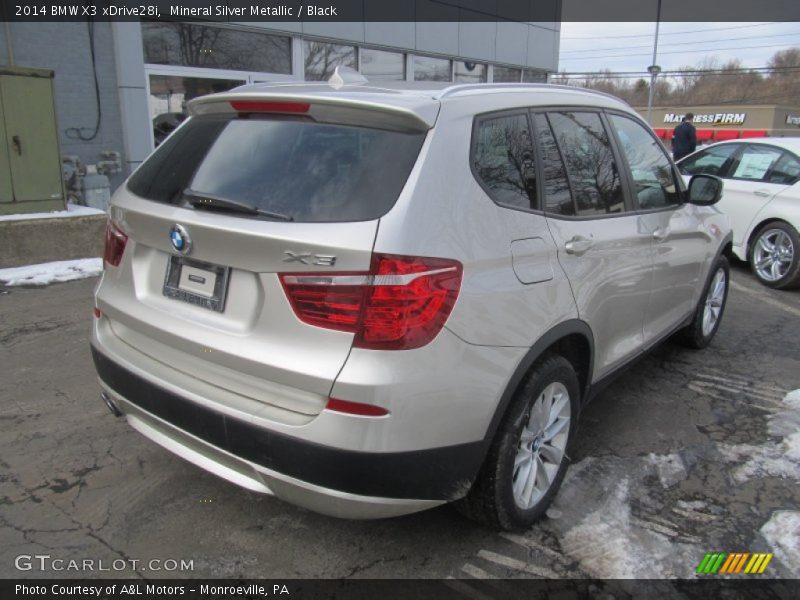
103,220 -> 128,268
279,254 -> 462,350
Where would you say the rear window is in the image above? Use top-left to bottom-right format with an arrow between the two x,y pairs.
127,115 -> 427,222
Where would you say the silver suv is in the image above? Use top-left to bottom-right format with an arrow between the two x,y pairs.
92,75 -> 731,530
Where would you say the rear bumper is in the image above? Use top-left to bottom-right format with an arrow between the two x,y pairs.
92,346 -> 488,518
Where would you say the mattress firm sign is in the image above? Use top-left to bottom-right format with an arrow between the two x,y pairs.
664,112 -> 746,126
787,115 -> 800,126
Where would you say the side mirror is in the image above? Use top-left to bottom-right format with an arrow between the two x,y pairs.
687,174 -> 723,206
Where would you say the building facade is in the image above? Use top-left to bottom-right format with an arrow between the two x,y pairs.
637,104 -> 800,147
0,20 -> 559,197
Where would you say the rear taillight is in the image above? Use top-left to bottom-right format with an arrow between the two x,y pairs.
325,397 -> 389,417
103,220 -> 127,268
279,254 -> 462,350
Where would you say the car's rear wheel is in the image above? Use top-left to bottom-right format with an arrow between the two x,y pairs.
455,355 -> 579,531
678,255 -> 729,349
749,223 -> 800,289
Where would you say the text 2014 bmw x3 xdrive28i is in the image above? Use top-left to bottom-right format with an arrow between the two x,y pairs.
92,73 -> 731,530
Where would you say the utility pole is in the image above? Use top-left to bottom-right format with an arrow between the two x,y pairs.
646,0 -> 663,124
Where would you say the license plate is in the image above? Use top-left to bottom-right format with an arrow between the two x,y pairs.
163,256 -> 231,312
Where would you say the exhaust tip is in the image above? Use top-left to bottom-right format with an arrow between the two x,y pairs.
101,392 -> 123,417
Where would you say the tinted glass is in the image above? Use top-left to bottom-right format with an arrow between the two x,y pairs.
533,114 -> 573,216
679,144 -> 739,176
610,115 -> 681,210
548,112 -> 625,216
304,41 -> 356,81
768,151 -> 800,185
473,114 -> 537,210
142,22 -> 291,74
493,66 -> 521,83
414,56 -> 451,81
128,116 -> 426,222
360,48 -> 405,81
454,61 -> 487,83
148,75 -> 244,146
732,145 -> 783,181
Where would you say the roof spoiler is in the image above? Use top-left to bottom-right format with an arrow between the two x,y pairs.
187,91 -> 437,133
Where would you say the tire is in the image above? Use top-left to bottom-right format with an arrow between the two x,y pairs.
749,222 -> 800,290
455,355 -> 580,531
678,255 -> 729,349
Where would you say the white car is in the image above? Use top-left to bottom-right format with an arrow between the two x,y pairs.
678,138 -> 800,289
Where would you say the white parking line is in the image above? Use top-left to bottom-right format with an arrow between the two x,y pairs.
499,532 -> 569,563
477,549 -> 560,579
730,280 -> 800,318
460,563 -> 499,579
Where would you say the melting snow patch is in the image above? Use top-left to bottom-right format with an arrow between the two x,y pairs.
719,389 -> 800,483
760,511 -> 800,577
559,478 -> 692,578
0,203 -> 104,222
0,258 -> 102,286
645,453 -> 687,488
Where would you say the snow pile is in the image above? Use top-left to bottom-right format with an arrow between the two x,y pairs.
0,203 -> 105,222
761,511 -> 800,577
0,258 -> 102,286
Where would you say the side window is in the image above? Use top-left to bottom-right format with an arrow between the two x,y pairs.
679,144 -> 739,177
533,113 -> 574,216
472,113 -> 538,210
732,145 -> 783,181
768,152 -> 800,185
547,111 -> 625,216
609,114 -> 681,210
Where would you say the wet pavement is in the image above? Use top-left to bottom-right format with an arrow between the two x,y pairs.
1,261 -> 798,581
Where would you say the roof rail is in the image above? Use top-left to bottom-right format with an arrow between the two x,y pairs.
435,83 -> 629,105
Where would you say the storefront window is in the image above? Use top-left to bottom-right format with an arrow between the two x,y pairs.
493,66 -> 521,83
360,48 -> 405,81
148,75 -> 244,146
304,40 -> 357,81
142,22 -> 291,74
454,61 -> 487,83
414,56 -> 451,82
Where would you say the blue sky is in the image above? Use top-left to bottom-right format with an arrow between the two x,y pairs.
558,22 -> 800,74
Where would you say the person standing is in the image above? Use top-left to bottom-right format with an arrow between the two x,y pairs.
672,113 -> 697,161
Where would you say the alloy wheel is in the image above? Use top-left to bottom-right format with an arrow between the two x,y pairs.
702,268 -> 726,337
512,382 -> 571,510
753,229 -> 795,283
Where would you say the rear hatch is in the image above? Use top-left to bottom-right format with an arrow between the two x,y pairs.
95,90 -> 434,423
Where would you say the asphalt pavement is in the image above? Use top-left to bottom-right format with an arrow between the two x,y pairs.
1,261 -> 798,581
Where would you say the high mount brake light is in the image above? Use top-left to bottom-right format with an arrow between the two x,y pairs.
279,254 -> 463,350
103,220 -> 128,268
229,100 -> 310,114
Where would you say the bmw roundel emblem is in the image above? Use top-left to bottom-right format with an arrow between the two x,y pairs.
169,224 -> 191,255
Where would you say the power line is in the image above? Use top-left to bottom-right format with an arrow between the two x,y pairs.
556,66 -> 800,78
562,22 -> 780,40
561,31 -> 800,54
563,42 -> 800,62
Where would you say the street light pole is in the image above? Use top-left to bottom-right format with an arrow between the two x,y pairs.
646,0 -> 663,124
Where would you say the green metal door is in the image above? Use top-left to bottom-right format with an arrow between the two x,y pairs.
0,89 -> 12,204
0,71 -> 64,211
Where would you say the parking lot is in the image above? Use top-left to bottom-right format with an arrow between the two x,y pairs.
1,261 -> 798,582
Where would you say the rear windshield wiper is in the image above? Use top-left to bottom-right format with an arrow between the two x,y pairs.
183,189 -> 294,222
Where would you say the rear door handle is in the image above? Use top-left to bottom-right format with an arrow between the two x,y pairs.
653,228 -> 669,242
753,190 -> 771,198
564,236 -> 594,255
